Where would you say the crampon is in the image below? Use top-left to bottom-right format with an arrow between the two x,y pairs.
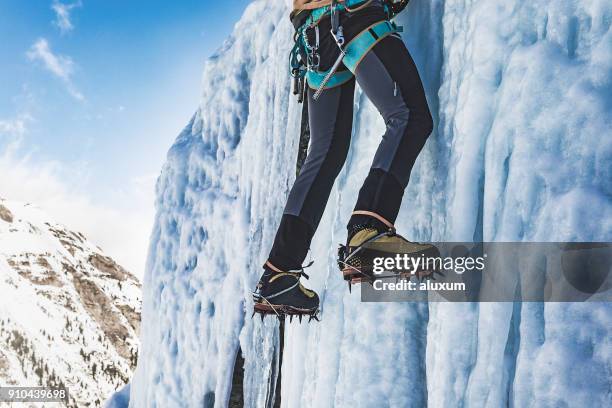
252,301 -> 320,323
338,227 -> 443,292
252,261 -> 320,322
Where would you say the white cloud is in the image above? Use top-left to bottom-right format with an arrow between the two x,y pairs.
51,1 -> 82,34
26,38 -> 84,101
0,115 -> 32,141
0,128 -> 154,278
27,39 -> 73,80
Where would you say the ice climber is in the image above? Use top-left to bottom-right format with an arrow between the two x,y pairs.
253,0 -> 437,320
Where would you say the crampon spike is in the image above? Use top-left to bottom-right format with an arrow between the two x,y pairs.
260,313 -> 265,322
298,315 -> 303,324
289,315 -> 294,323
251,311 -> 255,319
348,281 -> 352,293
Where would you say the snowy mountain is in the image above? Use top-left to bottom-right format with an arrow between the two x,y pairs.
130,0 -> 612,407
0,199 -> 141,407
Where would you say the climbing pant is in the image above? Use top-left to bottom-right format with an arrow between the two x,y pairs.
268,9 -> 433,271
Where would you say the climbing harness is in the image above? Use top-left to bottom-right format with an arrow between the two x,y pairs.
289,0 -> 409,103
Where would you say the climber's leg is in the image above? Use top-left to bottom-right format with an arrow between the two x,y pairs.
253,79 -> 355,318
268,78 -> 356,271
336,35 -> 438,286
348,35 -> 434,232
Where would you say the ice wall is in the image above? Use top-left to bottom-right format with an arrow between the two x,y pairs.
130,0 -> 612,407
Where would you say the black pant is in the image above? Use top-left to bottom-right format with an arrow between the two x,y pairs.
269,14 -> 433,271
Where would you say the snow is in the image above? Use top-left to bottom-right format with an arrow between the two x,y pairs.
130,0 -> 612,407
0,199 -> 141,406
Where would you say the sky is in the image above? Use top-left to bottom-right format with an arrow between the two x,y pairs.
0,0 -> 250,276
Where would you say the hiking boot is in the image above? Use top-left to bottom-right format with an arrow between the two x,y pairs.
253,262 -> 320,321
339,214 -> 440,287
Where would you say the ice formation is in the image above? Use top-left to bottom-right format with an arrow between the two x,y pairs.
129,0 -> 612,406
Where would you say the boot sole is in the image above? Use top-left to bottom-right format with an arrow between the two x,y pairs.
254,302 -> 318,315
339,243 -> 441,284
342,267 -> 437,284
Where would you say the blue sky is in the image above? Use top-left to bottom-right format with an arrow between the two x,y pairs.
0,0 -> 250,274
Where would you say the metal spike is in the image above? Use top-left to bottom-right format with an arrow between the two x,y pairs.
348,281 -> 352,293
308,315 -> 314,323
260,313 -> 265,322
299,315 -> 303,323
290,315 -> 294,323
251,311 -> 255,319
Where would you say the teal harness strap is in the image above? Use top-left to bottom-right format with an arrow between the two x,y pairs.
342,20 -> 401,72
304,20 -> 401,91
306,69 -> 354,90
296,3 -> 402,94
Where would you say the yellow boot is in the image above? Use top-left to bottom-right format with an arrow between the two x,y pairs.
338,211 -> 440,286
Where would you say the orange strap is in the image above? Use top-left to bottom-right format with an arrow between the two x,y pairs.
265,260 -> 285,273
352,210 -> 394,229
344,0 -> 373,12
